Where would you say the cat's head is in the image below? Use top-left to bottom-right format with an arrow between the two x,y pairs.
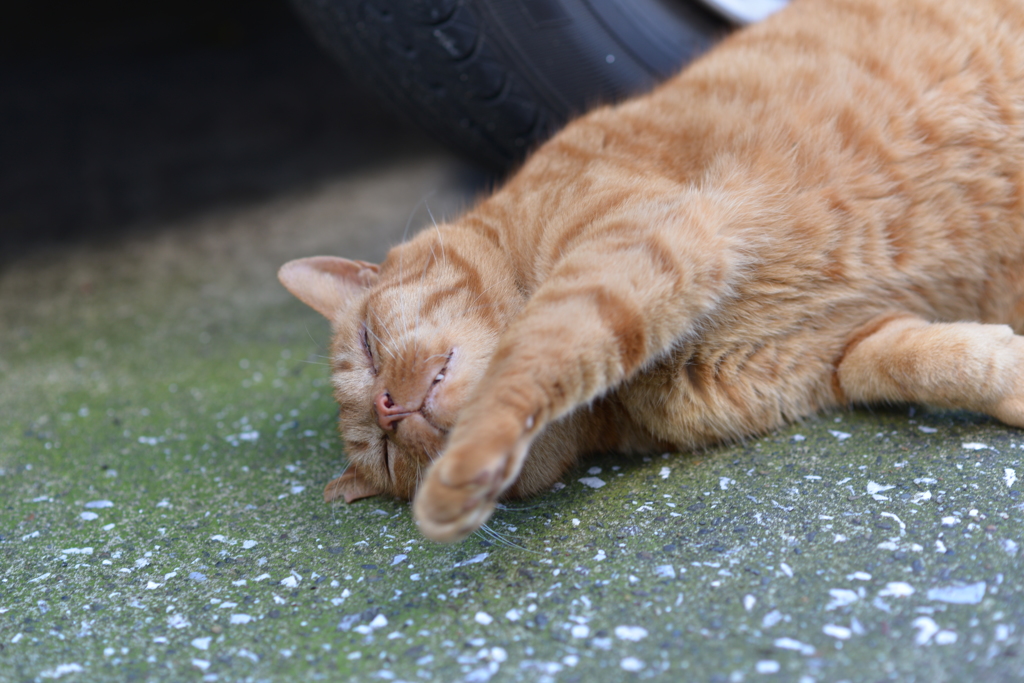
278,230 -> 518,504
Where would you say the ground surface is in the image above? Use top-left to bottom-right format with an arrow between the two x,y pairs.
4,6 -> 1024,682
5,152 -> 1024,683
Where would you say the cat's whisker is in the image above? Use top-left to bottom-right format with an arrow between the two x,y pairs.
368,306 -> 399,354
410,244 -> 437,360
461,301 -> 508,315
426,202 -> 445,264
326,461 -> 353,510
363,322 -> 397,361
466,279 -> 504,306
397,190 -> 438,343
303,325 -> 328,354
480,522 -> 536,554
492,502 -> 551,512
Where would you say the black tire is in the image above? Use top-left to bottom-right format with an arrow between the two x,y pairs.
290,0 -> 731,169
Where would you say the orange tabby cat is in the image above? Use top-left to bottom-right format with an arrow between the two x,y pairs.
280,0 -> 1024,542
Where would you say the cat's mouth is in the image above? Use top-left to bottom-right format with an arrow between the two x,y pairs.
383,411 -> 450,466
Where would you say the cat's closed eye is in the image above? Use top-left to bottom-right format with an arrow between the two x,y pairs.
360,324 -> 377,375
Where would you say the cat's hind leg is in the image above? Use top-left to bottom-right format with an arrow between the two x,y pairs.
837,315 -> 1024,428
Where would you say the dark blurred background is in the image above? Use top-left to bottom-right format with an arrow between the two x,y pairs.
0,0 -> 438,261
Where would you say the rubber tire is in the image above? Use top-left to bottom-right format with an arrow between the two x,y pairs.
290,0 -> 730,169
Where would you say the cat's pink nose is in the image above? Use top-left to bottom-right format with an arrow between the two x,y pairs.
375,392 -> 410,431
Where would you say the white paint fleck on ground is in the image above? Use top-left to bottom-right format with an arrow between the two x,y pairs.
866,481 -> 895,495
912,617 -> 939,645
39,664 -> 85,679
935,630 -> 958,645
578,477 -> 605,489
879,512 -> 905,534
475,612 -> 493,625
755,660 -> 780,674
191,637 -> 211,650
823,624 -> 852,640
927,582 -> 986,605
167,614 -> 190,629
619,657 -> 644,672
84,500 -> 113,508
453,553 -> 488,568
79,512 -> 98,521
614,625 -> 647,641
774,637 -> 814,655
829,430 -> 851,441
878,582 -> 915,598
1005,468 -> 1017,488
391,554 -> 407,566
230,614 -> 253,624
918,425 -> 937,433
826,589 -> 858,610
961,442 -> 988,451
654,565 -> 676,579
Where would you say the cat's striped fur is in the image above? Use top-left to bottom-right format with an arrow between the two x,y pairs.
280,0 -> 1024,541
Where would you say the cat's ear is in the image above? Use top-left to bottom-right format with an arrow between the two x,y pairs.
323,465 -> 383,504
278,257 -> 380,321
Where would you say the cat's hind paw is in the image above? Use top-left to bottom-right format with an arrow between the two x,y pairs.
989,334 -> 1024,429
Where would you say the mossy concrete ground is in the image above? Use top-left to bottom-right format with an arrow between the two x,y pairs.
3,152 -> 1024,683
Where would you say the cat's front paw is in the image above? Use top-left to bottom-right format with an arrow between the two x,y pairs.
413,424 -> 531,542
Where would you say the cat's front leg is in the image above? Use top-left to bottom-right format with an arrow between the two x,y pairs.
413,213 -> 737,541
413,335 -> 594,542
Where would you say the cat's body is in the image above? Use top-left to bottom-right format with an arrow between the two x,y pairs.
280,0 -> 1024,542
